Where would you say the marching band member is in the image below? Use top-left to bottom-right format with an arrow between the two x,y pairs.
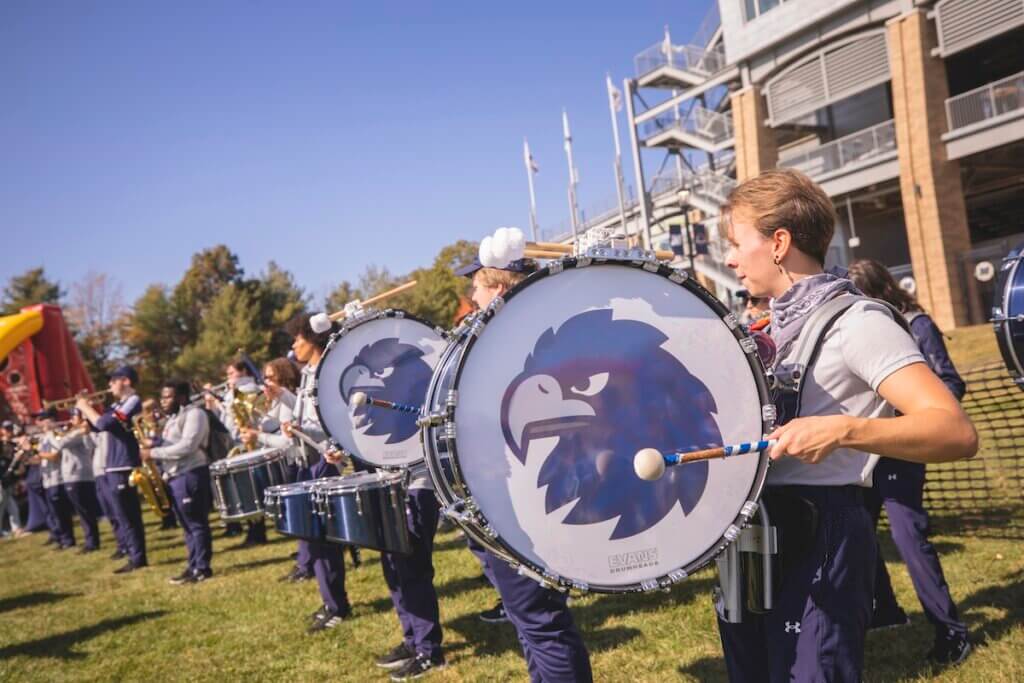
77,366 -> 148,574
206,358 -> 265,544
239,357 -> 314,582
453,258 -> 594,683
50,410 -> 102,553
0,421 -> 27,538
16,425 -> 51,536
91,428 -> 128,560
279,313 -> 352,632
848,259 -> 972,663
717,169 -> 977,681
143,380 -> 214,584
35,410 -> 76,549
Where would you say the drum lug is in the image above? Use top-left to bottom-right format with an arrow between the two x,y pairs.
642,261 -> 659,273
445,389 -> 458,410
741,501 -> 759,519
548,260 -> 564,274
490,297 -> 505,313
723,312 -> 739,330
516,564 -> 564,592
468,317 -> 486,337
355,492 -> 363,516
571,580 -> 590,592
739,337 -> 757,354
417,412 -> 445,428
640,579 -> 660,592
761,404 -> 777,429
668,568 -> 688,583
668,269 -> 688,284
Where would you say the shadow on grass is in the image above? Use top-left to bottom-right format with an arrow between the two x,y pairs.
0,591 -> 78,615
0,610 -> 168,660
218,555 -> 293,576
678,655 -> 728,682
571,575 -> 717,631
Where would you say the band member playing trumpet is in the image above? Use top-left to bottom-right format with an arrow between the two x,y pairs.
77,365 -> 148,574
34,410 -> 76,550
279,313 -> 352,632
452,257 -> 594,683
142,380 -> 214,585
0,421 -> 26,538
49,410 -> 102,553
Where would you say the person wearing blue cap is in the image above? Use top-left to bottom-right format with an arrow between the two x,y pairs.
454,258 -> 594,683
77,365 -> 148,574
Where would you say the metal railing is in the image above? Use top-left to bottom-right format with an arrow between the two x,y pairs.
945,69 -> 1024,131
634,40 -> 727,79
777,119 -> 896,179
640,104 -> 734,146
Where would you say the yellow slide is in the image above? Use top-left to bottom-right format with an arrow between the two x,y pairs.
0,309 -> 44,363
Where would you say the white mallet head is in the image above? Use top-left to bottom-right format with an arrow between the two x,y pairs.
491,227 -> 512,266
506,227 -> 526,260
310,312 -> 332,334
479,236 -> 499,267
349,391 -> 368,408
633,448 -> 666,481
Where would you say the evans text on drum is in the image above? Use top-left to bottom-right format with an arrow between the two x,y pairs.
422,258 -> 774,593
314,309 -> 446,468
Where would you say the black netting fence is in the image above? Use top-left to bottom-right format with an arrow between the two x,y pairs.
918,362 -> 1024,538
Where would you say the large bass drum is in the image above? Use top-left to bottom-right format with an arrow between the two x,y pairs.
423,257 -> 773,593
992,243 -> 1024,390
314,309 -> 447,468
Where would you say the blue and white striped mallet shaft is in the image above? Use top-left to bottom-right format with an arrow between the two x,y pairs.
634,440 -> 777,481
349,391 -> 419,414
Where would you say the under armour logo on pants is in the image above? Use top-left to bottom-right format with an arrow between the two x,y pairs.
785,621 -> 801,634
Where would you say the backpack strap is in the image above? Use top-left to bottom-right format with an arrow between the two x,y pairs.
774,295 -> 910,418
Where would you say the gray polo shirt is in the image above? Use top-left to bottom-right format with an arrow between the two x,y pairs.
767,300 -> 924,487
150,405 -> 210,478
53,431 -> 95,484
39,432 -> 62,489
92,431 -> 109,477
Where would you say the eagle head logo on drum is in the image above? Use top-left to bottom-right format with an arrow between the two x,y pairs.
498,309 -> 722,540
339,338 -> 432,444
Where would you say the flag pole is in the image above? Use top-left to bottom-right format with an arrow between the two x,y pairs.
523,138 -> 540,242
562,109 -> 581,240
606,73 -> 629,236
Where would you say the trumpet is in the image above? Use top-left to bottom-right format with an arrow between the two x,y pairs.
189,381 -> 228,405
43,390 -> 112,411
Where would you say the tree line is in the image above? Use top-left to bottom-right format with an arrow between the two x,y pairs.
2,241 -> 477,397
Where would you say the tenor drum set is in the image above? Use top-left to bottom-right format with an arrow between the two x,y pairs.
215,228 -> 785,622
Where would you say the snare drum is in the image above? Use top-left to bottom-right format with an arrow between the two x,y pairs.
210,446 -> 291,520
992,243 -> 1024,389
314,471 -> 411,554
422,257 -> 773,593
314,309 -> 446,468
264,480 -> 324,541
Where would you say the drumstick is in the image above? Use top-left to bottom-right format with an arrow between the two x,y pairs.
349,392 -> 419,414
633,440 -> 777,481
525,241 -> 677,262
289,426 -> 327,454
328,280 -> 418,322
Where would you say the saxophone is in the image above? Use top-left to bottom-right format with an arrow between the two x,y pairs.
131,400 -> 172,515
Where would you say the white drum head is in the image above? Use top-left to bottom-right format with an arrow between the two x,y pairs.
454,265 -> 767,589
315,312 -> 446,468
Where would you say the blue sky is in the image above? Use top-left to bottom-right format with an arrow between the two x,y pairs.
1,1 -> 706,306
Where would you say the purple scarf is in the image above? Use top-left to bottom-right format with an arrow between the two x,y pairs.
769,269 -> 861,368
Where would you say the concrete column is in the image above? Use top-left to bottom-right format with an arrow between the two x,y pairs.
887,9 -> 972,329
730,85 -> 778,182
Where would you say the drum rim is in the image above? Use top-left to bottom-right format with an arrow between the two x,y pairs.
264,479 -> 323,496
425,257 -> 775,593
211,446 -> 288,472
313,470 -> 407,495
312,307 -> 447,470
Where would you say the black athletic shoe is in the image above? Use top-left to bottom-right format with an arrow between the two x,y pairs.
169,569 -> 194,585
376,642 -> 415,670
870,607 -> 910,631
310,605 -> 328,622
389,653 -> 445,680
110,549 -> 126,560
928,631 -> 972,665
307,608 -> 350,633
479,600 -> 508,624
290,570 -> 314,583
192,569 -> 213,583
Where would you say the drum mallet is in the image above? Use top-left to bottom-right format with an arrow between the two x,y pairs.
349,391 -> 419,415
633,440 -> 777,481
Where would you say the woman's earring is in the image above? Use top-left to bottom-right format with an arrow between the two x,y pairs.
774,255 -> 783,273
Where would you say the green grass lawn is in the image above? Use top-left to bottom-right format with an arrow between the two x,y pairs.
2,324 -> 1022,682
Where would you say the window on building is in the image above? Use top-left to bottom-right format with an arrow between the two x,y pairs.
744,0 -> 784,22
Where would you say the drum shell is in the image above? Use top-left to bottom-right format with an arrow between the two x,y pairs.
993,250 -> 1024,388
211,450 -> 291,521
264,483 -> 323,541
318,476 -> 412,554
